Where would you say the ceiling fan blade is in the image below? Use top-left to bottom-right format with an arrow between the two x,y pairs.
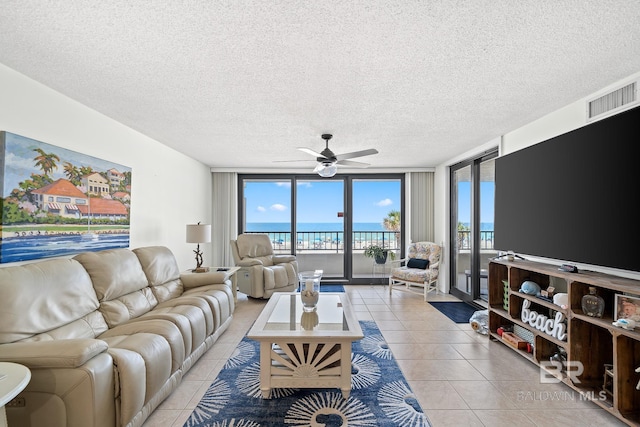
273,159 -> 317,163
298,147 -> 326,158
336,159 -> 370,168
335,148 -> 378,161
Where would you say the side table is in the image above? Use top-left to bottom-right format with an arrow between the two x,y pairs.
181,266 -> 240,302
372,261 -> 389,286
0,362 -> 31,427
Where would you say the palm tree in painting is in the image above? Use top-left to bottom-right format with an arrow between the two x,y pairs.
63,162 -> 82,185
79,166 -> 94,178
33,148 -> 60,177
12,173 -> 53,204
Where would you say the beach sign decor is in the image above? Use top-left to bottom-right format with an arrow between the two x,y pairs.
521,299 -> 567,341
0,131 -> 132,263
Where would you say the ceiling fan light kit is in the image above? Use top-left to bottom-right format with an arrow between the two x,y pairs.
315,162 -> 338,177
300,134 -> 378,177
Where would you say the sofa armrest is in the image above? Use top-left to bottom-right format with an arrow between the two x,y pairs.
0,339 -> 108,369
237,258 -> 263,267
181,270 -> 229,290
272,255 -> 296,264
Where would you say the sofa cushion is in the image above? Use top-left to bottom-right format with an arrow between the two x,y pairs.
0,258 -> 105,344
75,249 -> 150,300
134,246 -> 184,302
101,319 -> 185,373
21,311 -> 109,342
102,333 -> 173,420
390,267 -> 437,283
182,286 -> 235,333
97,290 -> 158,327
75,249 -> 158,327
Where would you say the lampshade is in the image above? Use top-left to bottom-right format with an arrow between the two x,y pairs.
186,223 -> 211,243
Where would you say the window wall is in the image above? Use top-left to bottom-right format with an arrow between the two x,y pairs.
238,174 -> 403,284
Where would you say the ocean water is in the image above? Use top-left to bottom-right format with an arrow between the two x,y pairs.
0,233 -> 130,263
460,222 -> 495,231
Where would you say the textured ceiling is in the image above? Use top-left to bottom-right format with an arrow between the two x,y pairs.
1,1 -> 639,172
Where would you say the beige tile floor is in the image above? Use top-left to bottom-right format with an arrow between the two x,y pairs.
143,285 -> 626,427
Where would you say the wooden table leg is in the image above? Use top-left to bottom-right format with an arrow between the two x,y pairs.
259,341 -> 272,399
340,342 -> 352,399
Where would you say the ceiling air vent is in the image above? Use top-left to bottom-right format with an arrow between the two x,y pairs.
587,81 -> 637,121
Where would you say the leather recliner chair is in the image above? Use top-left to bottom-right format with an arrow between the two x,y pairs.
230,233 -> 298,298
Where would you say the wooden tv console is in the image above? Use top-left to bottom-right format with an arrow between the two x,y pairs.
488,259 -> 640,426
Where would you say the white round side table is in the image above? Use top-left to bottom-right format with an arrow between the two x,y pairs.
0,362 -> 31,427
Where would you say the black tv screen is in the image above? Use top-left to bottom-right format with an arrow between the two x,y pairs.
494,105 -> 640,273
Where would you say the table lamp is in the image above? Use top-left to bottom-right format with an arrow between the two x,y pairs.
186,222 -> 211,272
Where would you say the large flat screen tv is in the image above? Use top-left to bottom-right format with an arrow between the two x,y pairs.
494,105 -> 639,273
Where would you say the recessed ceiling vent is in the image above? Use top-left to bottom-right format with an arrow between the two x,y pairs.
587,81 -> 637,121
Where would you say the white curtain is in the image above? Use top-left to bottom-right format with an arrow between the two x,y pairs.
211,172 -> 238,266
409,171 -> 435,242
409,171 -> 441,290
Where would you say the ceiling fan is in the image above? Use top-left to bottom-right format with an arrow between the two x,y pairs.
298,134 -> 378,177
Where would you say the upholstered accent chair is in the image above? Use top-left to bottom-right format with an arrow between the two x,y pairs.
388,241 -> 441,300
230,233 -> 298,299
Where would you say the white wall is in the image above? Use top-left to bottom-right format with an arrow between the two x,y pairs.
502,71 -> 640,156
0,64 -> 212,271
437,71 -> 640,284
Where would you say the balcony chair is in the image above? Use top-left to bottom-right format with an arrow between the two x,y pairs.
230,233 -> 298,299
388,241 -> 441,301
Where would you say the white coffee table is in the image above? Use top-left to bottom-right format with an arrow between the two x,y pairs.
247,292 -> 363,399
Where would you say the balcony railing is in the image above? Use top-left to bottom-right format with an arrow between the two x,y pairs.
249,231 -> 400,253
456,230 -> 495,250
251,230 -> 494,252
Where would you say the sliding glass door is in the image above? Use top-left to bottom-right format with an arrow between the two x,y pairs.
351,178 -> 402,283
295,178 -> 345,279
450,150 -> 497,303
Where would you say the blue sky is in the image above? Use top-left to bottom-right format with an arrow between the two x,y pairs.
244,179 -> 401,223
457,181 -> 495,224
2,132 -> 130,197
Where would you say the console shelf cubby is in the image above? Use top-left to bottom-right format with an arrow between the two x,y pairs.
489,259 -> 640,426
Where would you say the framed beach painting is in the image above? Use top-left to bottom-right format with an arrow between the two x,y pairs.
0,131 -> 132,263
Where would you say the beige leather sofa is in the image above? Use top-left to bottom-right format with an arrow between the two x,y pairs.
0,246 -> 234,427
230,233 -> 298,298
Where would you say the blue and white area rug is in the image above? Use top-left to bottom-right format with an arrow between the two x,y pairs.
185,320 -> 431,426
319,284 -> 345,292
